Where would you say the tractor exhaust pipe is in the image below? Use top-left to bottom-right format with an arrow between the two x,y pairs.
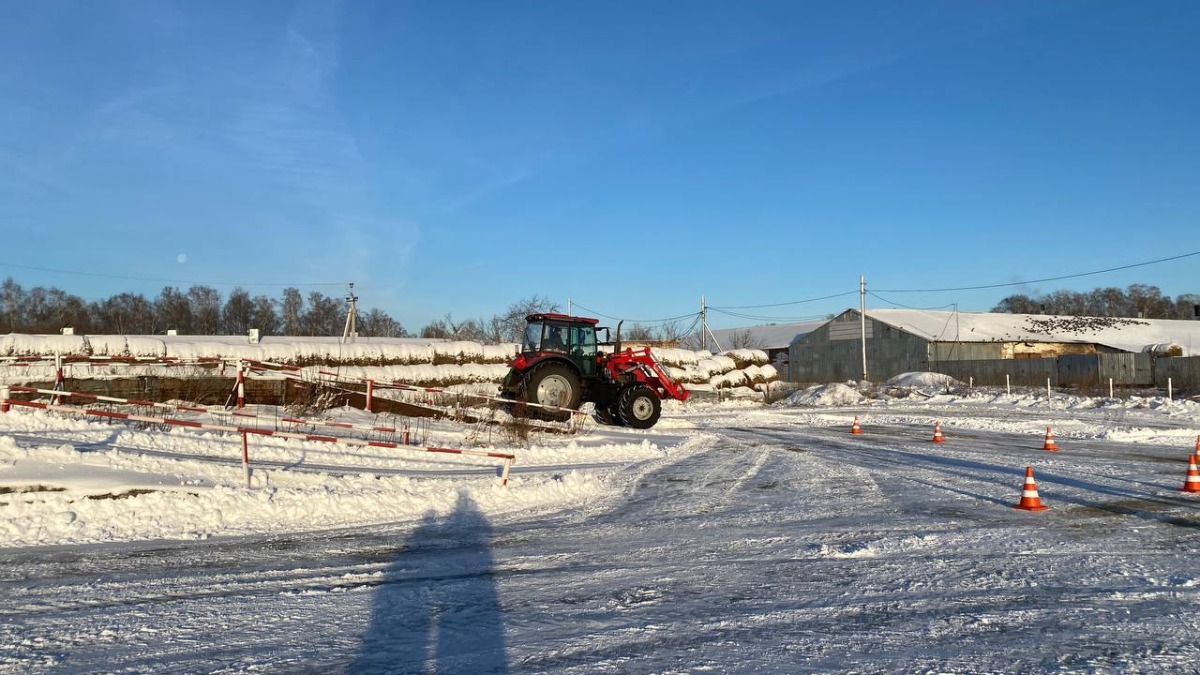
615,320 -> 623,354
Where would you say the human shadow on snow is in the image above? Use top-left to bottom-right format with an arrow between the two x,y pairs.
348,492 -> 507,674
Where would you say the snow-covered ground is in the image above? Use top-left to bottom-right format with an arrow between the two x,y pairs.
3,383 -> 1200,673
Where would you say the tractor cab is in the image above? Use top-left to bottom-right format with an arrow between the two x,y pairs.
520,313 -> 601,377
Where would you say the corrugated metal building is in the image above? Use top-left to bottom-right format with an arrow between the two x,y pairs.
789,309 -> 1200,384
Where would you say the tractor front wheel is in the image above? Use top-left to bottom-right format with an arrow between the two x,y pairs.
617,385 -> 661,429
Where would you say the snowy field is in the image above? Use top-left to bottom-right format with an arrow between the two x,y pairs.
3,380 -> 1200,673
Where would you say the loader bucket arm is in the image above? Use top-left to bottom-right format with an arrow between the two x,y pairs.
605,347 -> 690,402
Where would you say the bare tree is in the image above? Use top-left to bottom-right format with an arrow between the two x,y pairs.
624,323 -> 655,341
222,287 -> 255,334
156,286 -> 193,333
655,319 -> 688,345
420,317 -> 451,339
93,293 -> 157,334
0,278 -> 23,331
727,328 -> 764,349
251,295 -> 280,335
360,308 -> 407,337
420,313 -> 485,341
187,286 -> 222,335
280,288 -> 303,336
1172,293 -> 1200,320
303,291 -> 343,336
487,295 -> 560,344
992,294 -> 1041,314
1127,284 -> 1171,319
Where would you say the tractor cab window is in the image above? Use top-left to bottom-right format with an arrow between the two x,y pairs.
522,322 -> 543,353
572,324 -> 597,376
572,325 -> 596,357
542,322 -> 570,353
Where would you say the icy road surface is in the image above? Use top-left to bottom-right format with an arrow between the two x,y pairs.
3,401 -> 1200,673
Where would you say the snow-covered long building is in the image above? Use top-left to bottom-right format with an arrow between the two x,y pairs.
789,309 -> 1200,386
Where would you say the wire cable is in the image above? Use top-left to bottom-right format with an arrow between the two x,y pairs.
569,301 -> 700,325
873,249 -> 1200,293
708,307 -> 835,323
866,292 -> 957,312
710,290 -> 858,310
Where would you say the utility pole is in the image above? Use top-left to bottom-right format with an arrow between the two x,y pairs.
342,282 -> 358,343
700,295 -> 707,352
859,275 -> 869,382
567,297 -> 572,317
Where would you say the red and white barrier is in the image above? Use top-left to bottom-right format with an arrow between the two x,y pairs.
0,355 -> 222,366
242,358 -> 586,423
6,385 -> 209,414
50,354 -> 65,406
5,385 -> 424,444
1,398 -> 515,486
231,360 -> 585,436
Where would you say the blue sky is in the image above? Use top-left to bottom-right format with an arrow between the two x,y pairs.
2,0 -> 1198,332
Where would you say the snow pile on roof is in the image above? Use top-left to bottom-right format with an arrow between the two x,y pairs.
865,309 -> 1200,355
778,382 -> 866,406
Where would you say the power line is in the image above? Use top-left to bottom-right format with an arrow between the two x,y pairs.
569,301 -> 700,325
866,292 -> 957,311
708,307 -> 834,323
710,290 -> 858,310
0,262 -> 347,287
873,249 -> 1200,293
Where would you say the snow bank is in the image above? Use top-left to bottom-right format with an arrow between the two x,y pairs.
0,406 -> 675,547
778,383 -> 867,406
886,372 -> 962,392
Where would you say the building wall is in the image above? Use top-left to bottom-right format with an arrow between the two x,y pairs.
1155,356 -> 1200,388
790,312 -> 931,382
789,310 -> 1158,385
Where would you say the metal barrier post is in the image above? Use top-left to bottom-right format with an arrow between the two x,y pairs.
236,360 -> 246,408
241,430 -> 251,488
500,457 -> 513,487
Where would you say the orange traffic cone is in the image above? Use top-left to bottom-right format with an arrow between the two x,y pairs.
1180,455 -> 1200,494
1013,466 -> 1050,511
850,416 -> 862,435
1042,427 -> 1059,452
931,421 -> 945,443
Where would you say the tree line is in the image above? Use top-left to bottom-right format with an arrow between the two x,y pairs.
992,284 -> 1200,320
0,278 -> 585,343
0,278 -> 408,337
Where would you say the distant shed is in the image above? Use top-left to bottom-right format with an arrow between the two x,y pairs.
700,320 -> 829,380
789,309 -> 1200,384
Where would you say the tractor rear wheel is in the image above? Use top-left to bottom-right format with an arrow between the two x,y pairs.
524,361 -> 582,417
617,385 -> 661,429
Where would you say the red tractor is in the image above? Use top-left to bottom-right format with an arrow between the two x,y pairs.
499,313 -> 689,428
